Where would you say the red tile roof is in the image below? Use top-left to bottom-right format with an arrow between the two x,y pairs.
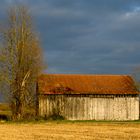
38,74 -> 139,95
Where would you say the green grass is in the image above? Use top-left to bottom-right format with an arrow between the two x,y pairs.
0,119 -> 139,125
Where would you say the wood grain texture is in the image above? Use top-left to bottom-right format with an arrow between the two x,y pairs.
39,94 -> 139,120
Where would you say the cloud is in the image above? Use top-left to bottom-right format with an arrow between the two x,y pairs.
0,0 -> 140,74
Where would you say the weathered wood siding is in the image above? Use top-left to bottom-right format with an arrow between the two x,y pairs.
38,94 -> 139,120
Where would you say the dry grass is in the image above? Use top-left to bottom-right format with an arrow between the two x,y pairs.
0,103 -> 11,116
0,122 -> 140,140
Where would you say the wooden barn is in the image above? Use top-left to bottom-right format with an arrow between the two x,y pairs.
37,74 -> 140,120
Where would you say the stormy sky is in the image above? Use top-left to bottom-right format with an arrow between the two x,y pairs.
0,0 -> 140,74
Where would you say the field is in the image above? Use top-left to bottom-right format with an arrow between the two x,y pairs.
0,121 -> 140,140
0,103 -> 11,116
0,104 -> 140,140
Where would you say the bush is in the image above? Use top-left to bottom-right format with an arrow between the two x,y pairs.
44,114 -> 65,120
0,114 -> 11,121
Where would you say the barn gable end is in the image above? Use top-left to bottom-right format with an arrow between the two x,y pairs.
37,74 -> 140,120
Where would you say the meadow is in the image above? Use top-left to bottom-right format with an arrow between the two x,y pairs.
0,121 -> 140,140
0,103 -> 140,140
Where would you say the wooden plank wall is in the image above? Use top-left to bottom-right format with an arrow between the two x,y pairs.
39,94 -> 139,120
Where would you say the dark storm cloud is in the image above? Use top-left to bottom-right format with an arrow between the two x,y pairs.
1,0 -> 140,74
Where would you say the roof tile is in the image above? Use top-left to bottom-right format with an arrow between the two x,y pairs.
38,74 -> 139,95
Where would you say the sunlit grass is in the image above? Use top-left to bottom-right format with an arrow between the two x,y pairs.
0,122 -> 140,140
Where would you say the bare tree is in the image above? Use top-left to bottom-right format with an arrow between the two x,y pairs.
0,5 -> 43,120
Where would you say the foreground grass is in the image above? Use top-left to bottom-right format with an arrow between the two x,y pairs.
0,121 -> 140,140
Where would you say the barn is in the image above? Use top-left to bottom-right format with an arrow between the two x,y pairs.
37,74 -> 140,120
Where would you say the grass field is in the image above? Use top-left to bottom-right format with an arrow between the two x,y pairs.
0,121 -> 140,140
0,103 -> 140,140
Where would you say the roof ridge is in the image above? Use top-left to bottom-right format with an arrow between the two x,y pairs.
40,74 -> 130,76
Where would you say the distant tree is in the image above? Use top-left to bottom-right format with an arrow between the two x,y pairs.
131,66 -> 140,91
0,5 -> 43,120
